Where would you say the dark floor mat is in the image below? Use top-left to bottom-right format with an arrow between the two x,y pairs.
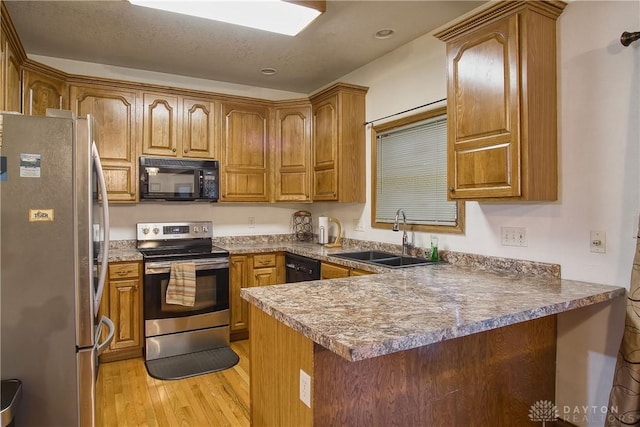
145,346 -> 239,381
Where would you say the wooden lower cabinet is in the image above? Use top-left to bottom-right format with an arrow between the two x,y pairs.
99,261 -> 143,362
230,254 -> 250,341
250,307 -> 556,426
321,262 -> 374,279
230,252 -> 285,341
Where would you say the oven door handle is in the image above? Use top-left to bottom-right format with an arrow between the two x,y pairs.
145,259 -> 229,275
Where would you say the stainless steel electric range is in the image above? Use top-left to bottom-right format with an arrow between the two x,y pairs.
136,221 -> 230,361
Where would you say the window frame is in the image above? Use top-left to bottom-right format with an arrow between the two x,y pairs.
370,106 -> 465,234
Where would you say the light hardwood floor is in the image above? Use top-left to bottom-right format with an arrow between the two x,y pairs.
96,340 -> 250,427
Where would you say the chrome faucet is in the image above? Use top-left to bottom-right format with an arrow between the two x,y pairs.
393,208 -> 410,255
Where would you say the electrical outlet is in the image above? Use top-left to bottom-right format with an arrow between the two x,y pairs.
248,217 -> 255,228
501,226 -> 527,247
300,369 -> 311,408
354,219 -> 364,232
590,230 -> 606,253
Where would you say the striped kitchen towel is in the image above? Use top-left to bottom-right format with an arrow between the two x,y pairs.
166,262 -> 196,306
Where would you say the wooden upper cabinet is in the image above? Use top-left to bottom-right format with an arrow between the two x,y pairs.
310,83 -> 368,202
70,84 -> 139,202
141,93 -> 216,159
3,30 -> 21,113
435,1 -> 565,201
22,67 -> 67,115
220,101 -> 269,202
142,92 -> 179,156
182,97 -> 216,159
274,102 -> 312,202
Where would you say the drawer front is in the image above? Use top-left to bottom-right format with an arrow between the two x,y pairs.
109,262 -> 140,280
253,253 -> 276,268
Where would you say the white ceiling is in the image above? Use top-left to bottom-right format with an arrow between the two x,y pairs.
4,1 -> 486,94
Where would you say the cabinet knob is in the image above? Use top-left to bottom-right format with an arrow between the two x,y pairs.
448,187 -> 455,192
172,148 -> 177,152
184,149 -> 188,154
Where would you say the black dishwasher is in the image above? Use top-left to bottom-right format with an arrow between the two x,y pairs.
285,253 -> 321,283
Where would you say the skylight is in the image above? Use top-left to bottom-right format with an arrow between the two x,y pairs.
128,0 -> 323,36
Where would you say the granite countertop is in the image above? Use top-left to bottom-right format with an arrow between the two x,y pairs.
241,262 -> 625,362
104,237 -> 625,362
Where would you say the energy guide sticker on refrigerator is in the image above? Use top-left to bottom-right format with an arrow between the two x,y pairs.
19,153 -> 41,177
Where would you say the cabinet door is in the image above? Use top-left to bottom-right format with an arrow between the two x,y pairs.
312,95 -> 338,201
220,102 -> 269,202
274,104 -> 312,202
321,262 -> 350,280
70,85 -> 139,202
182,97 -> 216,159
108,278 -> 141,351
142,92 -> 179,156
4,36 -> 21,113
446,16 -> 520,199
23,68 -> 66,115
230,255 -> 250,335
253,267 -> 278,286
351,269 -> 374,276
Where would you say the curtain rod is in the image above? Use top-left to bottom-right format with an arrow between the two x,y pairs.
364,98 -> 447,126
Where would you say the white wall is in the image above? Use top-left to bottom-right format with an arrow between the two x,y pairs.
312,2 -> 639,425
34,2 -> 639,423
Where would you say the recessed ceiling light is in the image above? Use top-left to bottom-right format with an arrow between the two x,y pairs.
375,28 -> 395,39
128,0 -> 324,36
261,68 -> 277,76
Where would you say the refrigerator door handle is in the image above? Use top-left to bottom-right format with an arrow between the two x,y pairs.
92,140 -> 110,314
96,315 -> 115,356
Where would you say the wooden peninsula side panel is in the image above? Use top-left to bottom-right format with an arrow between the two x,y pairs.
249,305 -> 556,427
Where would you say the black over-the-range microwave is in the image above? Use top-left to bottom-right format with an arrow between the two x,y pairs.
139,156 -> 219,201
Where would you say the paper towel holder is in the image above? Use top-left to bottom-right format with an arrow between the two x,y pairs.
324,217 -> 343,248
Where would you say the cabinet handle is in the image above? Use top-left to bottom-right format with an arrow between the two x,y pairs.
172,148 -> 177,152
117,270 -> 132,276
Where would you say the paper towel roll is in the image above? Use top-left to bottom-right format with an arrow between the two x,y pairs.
318,216 -> 329,244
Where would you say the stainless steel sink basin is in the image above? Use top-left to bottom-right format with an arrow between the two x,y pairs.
332,251 -> 436,268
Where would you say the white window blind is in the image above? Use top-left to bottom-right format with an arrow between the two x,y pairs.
375,114 -> 457,226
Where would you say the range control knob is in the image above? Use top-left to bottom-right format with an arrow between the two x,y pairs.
142,227 -> 150,235
193,226 -> 200,233
202,226 -> 208,233
153,227 -> 160,235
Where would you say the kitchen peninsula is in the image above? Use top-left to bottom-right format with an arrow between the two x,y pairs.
241,262 -> 624,426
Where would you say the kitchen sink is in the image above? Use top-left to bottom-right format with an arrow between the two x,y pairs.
332,250 -> 400,261
373,256 -> 435,267
332,251 -> 436,268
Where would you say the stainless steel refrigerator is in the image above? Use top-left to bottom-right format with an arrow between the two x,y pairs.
0,110 -> 114,426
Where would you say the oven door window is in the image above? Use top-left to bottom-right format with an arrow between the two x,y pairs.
145,268 -> 229,319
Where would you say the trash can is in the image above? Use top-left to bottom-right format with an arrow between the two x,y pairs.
1,380 -> 22,427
